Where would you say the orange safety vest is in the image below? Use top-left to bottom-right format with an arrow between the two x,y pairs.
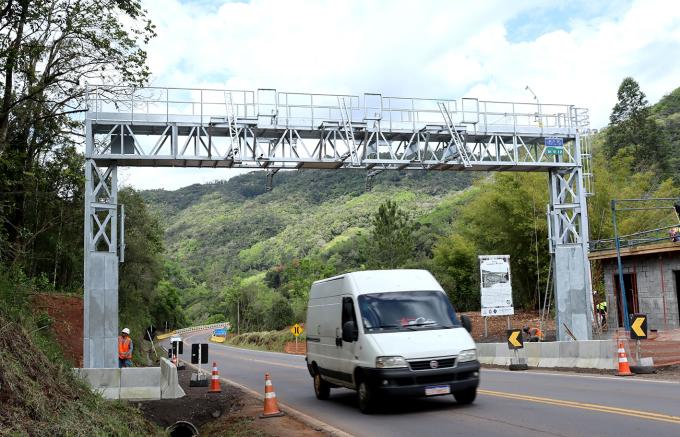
118,336 -> 132,359
532,327 -> 544,339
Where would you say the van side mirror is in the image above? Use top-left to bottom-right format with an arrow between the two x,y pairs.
342,321 -> 358,342
460,315 -> 472,333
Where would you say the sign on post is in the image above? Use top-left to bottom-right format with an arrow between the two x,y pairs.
290,323 -> 304,337
630,314 -> 647,340
170,337 -> 183,355
480,255 -> 514,316
507,329 -> 524,350
191,343 -> 209,364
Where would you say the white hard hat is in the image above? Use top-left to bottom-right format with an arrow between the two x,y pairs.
122,328 -> 130,335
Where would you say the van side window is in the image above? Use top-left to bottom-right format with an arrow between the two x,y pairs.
342,297 -> 357,326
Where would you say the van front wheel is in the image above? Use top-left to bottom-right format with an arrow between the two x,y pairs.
314,373 -> 330,400
358,382 -> 376,414
453,387 -> 477,404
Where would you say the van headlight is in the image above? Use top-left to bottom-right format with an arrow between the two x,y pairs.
376,356 -> 408,368
457,349 -> 477,363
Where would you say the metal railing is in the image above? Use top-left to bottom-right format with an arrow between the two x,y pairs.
85,85 -> 580,134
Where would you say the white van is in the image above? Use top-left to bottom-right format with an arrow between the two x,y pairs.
305,269 -> 479,413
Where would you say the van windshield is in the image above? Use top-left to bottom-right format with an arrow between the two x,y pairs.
358,291 -> 460,333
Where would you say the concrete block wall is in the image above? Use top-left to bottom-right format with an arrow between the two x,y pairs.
477,340 -> 617,370
75,364 -> 184,401
602,254 -> 680,330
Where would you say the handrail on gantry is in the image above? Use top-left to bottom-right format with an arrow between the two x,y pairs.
85,85 -> 582,133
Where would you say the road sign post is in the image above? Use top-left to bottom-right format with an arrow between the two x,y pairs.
190,343 -> 210,387
507,329 -> 528,371
291,323 -> 304,351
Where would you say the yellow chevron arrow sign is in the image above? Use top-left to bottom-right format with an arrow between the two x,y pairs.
630,314 -> 647,339
507,329 -> 524,349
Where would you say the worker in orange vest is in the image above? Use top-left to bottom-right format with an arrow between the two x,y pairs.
118,327 -> 133,368
523,325 -> 543,342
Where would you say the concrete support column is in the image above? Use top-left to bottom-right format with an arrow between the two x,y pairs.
83,157 -> 119,368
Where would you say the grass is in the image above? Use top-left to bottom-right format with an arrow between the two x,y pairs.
0,270 -> 162,437
226,329 -> 306,353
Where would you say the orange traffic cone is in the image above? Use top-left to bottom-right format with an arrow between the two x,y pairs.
171,353 -> 177,367
208,362 -> 222,393
260,373 -> 284,418
616,341 -> 633,376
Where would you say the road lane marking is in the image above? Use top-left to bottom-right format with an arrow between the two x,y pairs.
482,368 -> 680,385
211,348 -> 307,370
479,389 -> 680,425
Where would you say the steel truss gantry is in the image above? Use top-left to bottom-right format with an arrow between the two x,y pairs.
83,86 -> 593,367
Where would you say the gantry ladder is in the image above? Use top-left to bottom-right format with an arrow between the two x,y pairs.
437,101 -> 471,167
224,91 -> 238,156
338,97 -> 360,165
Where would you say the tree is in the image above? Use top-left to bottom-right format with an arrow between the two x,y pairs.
0,0 -> 155,271
604,77 -> 669,171
432,234 -> 478,311
367,200 -> 415,268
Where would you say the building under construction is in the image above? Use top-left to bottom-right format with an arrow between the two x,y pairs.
589,241 -> 680,331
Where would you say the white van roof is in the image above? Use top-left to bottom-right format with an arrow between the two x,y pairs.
312,269 -> 444,296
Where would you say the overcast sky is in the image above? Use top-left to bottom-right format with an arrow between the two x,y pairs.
121,0 -> 680,190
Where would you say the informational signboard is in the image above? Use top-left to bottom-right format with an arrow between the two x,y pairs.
545,137 -> 564,155
479,255 -> 514,316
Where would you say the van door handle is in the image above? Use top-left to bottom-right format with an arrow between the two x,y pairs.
335,337 -> 342,347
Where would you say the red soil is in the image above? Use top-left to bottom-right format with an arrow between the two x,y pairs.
32,294 -> 83,367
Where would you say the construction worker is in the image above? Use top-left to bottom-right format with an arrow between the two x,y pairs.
523,325 -> 543,342
670,227 -> 680,242
596,300 -> 608,327
118,327 -> 133,368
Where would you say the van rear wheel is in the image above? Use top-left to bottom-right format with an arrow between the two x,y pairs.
314,373 -> 330,400
453,387 -> 477,404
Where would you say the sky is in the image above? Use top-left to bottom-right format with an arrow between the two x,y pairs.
120,0 -> 680,190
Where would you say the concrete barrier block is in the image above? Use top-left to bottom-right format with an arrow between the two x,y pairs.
524,343 -> 541,367
558,341 -> 578,368
598,341 -> 617,369
537,342 -> 560,368
160,357 -> 185,399
75,368 -> 121,399
493,343 -> 511,366
575,341 -> 600,368
120,367 -> 161,400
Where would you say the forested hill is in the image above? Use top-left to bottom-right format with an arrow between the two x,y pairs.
142,169 -> 475,284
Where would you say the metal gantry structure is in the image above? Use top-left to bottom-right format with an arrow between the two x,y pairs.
83,86 -> 594,367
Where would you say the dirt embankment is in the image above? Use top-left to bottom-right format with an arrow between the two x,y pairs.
462,310 -> 556,342
32,293 -> 83,367
0,311 -> 160,436
138,364 -> 326,436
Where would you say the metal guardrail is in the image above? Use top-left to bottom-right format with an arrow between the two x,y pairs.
156,323 -> 229,340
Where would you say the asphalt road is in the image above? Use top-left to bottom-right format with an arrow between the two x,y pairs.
171,330 -> 680,436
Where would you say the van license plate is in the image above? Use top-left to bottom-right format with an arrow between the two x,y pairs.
425,385 -> 450,396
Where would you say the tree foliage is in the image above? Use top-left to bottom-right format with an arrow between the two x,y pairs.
0,0 -> 155,272
367,200 -> 415,268
604,77 -> 669,173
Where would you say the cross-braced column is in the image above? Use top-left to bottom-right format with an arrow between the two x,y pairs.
83,156 -> 119,368
548,135 -> 593,340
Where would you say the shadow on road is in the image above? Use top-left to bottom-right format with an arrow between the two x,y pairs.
323,390 -> 476,416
